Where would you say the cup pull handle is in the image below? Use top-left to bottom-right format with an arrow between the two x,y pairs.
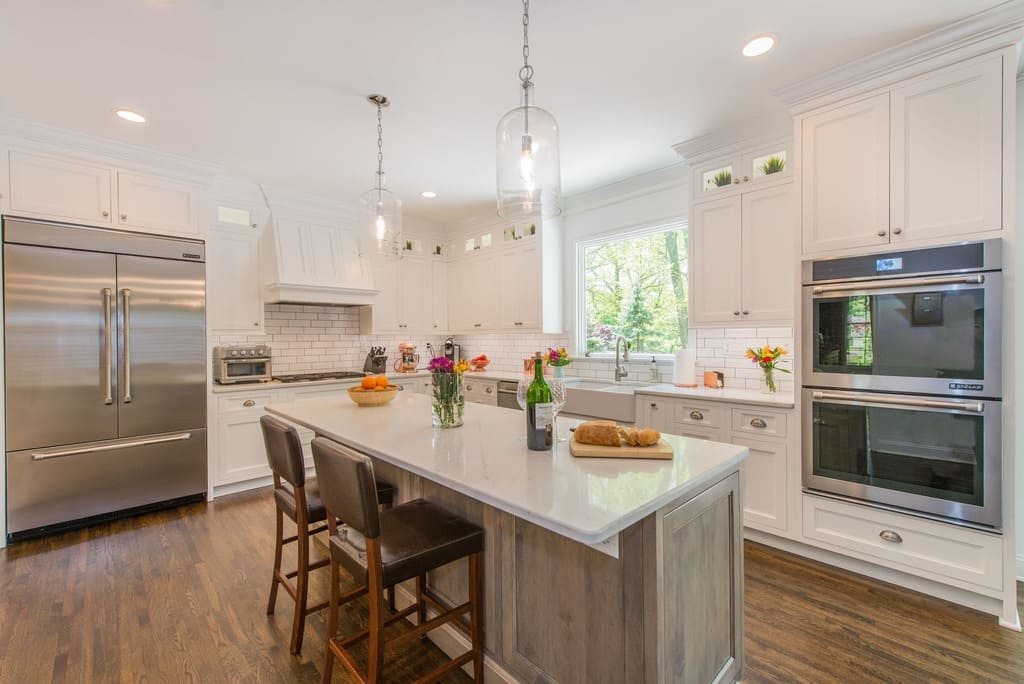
879,529 -> 903,544
242,399 -> 256,407
689,410 -> 704,421
750,418 -> 767,429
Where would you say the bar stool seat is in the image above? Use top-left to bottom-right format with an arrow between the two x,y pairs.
330,498 -> 483,588
274,478 -> 395,526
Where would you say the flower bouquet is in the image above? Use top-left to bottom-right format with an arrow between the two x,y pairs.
545,347 -> 571,377
428,356 -> 469,428
745,345 -> 790,394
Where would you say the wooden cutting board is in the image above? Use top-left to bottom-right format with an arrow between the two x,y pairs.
569,437 -> 674,460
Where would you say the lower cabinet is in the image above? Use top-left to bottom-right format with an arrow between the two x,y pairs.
215,393 -> 274,485
464,378 -> 497,405
637,394 -> 792,536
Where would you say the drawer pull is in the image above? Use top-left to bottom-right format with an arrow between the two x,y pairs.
689,410 -> 704,421
650,403 -> 658,409
879,529 -> 903,544
750,418 -> 767,429
243,399 -> 256,408
485,386 -> 493,394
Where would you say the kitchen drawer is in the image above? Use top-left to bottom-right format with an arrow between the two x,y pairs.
671,424 -> 722,442
802,494 -> 1003,592
731,407 -> 787,439
292,384 -> 357,400
219,393 -> 274,413
464,380 -> 497,406
672,401 -> 722,429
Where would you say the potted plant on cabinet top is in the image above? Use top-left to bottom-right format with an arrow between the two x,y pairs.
758,155 -> 786,176
711,169 -> 733,187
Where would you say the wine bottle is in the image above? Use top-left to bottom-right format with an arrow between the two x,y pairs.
526,351 -> 553,451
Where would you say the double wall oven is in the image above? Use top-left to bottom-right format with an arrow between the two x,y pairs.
802,240 -> 1002,529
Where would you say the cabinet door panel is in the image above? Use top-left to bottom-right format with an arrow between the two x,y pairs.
499,249 -> 519,330
732,436 -> 788,532
117,171 -> 200,236
431,260 -> 448,332
208,227 -> 262,332
217,413 -> 271,484
741,185 -> 794,322
801,93 -> 890,253
890,56 -> 1002,242
690,196 -> 742,325
399,258 -> 432,332
9,151 -> 112,223
516,243 -> 543,330
370,258 -> 400,333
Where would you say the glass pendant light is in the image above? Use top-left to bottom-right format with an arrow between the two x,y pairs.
496,0 -> 561,220
360,94 -> 403,257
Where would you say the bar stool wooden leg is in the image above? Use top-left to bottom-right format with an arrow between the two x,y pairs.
290,515 -> 310,654
322,556 -> 340,684
469,552 -> 484,681
416,574 -> 428,634
367,542 -> 386,684
382,500 -> 396,613
267,506 -> 284,616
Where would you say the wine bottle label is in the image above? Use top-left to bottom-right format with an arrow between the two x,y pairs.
526,401 -> 554,450
533,402 -> 553,429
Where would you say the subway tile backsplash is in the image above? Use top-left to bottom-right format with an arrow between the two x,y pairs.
212,305 -> 794,392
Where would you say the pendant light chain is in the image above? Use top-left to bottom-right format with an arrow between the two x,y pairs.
519,0 -> 533,113
375,102 -> 385,199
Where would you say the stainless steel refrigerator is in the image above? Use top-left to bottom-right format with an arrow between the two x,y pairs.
4,217 -> 207,541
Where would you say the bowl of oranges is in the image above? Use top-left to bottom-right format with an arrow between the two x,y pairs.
348,375 -> 401,407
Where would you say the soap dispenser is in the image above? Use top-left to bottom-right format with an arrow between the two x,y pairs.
648,356 -> 660,383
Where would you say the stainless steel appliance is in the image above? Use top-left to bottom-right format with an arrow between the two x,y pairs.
801,240 -> 1003,529
802,240 -> 1001,397
497,380 -> 521,410
443,337 -> 460,363
273,371 -> 368,383
4,217 -> 207,541
213,344 -> 272,384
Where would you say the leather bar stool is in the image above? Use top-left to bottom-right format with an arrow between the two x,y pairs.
260,415 -> 396,655
311,437 -> 484,684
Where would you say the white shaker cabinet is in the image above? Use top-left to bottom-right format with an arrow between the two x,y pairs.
207,225 -> 263,333
889,56 -> 1003,243
430,260 -> 449,332
214,393 -> 275,485
690,185 -> 793,326
116,171 -> 202,236
800,93 -> 891,254
8,150 -> 113,224
362,256 -> 442,334
499,243 -> 542,331
690,196 -> 743,325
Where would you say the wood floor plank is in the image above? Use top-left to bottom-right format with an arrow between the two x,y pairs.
1,489 -> 1021,683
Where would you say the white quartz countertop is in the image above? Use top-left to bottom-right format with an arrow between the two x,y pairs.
635,384 -> 796,408
211,370 -> 524,394
265,392 -> 748,546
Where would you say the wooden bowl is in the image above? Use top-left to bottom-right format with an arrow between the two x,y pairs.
347,386 -> 400,407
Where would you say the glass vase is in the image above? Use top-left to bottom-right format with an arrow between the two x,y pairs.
760,367 -> 778,394
431,372 -> 464,428
555,365 -> 565,378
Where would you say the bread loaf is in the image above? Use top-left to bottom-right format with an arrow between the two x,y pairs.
574,421 -> 622,447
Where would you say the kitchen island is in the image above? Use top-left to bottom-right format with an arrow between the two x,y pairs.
267,392 -> 748,683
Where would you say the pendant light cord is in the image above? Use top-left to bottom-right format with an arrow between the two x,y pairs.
519,0 -> 532,126
376,102 -> 385,201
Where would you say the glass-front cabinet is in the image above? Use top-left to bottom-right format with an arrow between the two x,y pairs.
693,139 -> 792,202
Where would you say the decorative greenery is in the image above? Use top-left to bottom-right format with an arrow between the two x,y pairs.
428,357 -> 469,428
745,345 -> 791,393
583,228 -> 688,355
711,169 -> 733,187
759,155 -> 786,176
545,347 -> 572,368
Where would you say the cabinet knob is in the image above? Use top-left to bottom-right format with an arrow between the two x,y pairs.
485,386 -> 493,394
742,175 -> 750,182
466,384 -> 473,391
650,403 -> 658,409
253,322 -> 259,327
242,399 -> 256,408
742,310 -> 749,315
733,311 -> 740,316
120,213 -> 127,220
689,410 -> 704,421
877,229 -> 887,237
750,418 -> 767,429
879,529 -> 903,544
251,223 -> 258,228
892,227 -> 903,235
102,210 -> 110,217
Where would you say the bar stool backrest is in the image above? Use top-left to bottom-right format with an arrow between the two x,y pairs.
260,415 -> 307,487
311,437 -> 382,539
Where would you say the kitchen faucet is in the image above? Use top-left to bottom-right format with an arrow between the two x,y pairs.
426,342 -> 436,360
614,336 -> 630,382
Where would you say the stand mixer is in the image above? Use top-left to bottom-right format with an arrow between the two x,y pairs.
394,342 -> 420,374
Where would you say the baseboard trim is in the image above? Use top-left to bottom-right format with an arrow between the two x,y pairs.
1017,553 -> 1024,582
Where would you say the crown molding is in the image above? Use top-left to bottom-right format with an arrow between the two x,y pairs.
775,0 -> 1024,114
562,163 -> 688,217
672,122 -> 791,166
0,116 -> 221,181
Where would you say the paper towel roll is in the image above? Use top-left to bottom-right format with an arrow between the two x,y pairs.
672,347 -> 697,387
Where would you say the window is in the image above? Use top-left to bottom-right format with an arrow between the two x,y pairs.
577,224 -> 688,356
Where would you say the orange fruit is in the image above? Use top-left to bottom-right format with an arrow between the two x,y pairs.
374,375 -> 389,389
360,376 -> 376,390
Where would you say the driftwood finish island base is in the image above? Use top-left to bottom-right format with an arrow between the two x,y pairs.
267,392 -> 748,683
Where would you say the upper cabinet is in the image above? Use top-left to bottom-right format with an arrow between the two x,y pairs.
8,151 -> 113,224
360,253 -> 446,334
208,203 -> 265,334
691,139 -> 792,204
800,53 -> 1005,255
6,149 -> 206,238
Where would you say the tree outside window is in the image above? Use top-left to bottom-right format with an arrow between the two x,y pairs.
581,226 -> 688,355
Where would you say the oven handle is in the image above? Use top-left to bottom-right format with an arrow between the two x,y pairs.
811,273 -> 984,295
811,390 -> 984,413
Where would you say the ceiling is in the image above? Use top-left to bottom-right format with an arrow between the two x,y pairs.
0,0 -> 1003,223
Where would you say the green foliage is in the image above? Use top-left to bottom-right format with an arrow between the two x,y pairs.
759,155 -> 786,175
711,169 -> 732,187
583,228 -> 688,354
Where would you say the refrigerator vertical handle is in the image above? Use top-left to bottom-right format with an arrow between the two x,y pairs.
122,288 -> 132,403
103,288 -> 113,405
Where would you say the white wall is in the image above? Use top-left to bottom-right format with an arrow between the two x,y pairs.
1016,78 -> 1023,579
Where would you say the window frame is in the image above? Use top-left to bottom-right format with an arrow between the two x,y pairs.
573,220 -> 692,361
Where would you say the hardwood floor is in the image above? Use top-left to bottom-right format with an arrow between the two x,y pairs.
0,488 -> 1021,683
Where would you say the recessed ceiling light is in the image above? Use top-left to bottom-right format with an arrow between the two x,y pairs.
420,191 -> 437,198
114,109 -> 146,123
742,35 -> 775,57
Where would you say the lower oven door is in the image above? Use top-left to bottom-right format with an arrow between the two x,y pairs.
802,388 -> 1001,528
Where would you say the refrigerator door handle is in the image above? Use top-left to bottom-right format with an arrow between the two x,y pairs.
31,432 -> 192,461
103,287 -> 113,405
122,287 -> 132,403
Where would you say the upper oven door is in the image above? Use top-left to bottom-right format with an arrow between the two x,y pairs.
802,272 -> 1001,397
